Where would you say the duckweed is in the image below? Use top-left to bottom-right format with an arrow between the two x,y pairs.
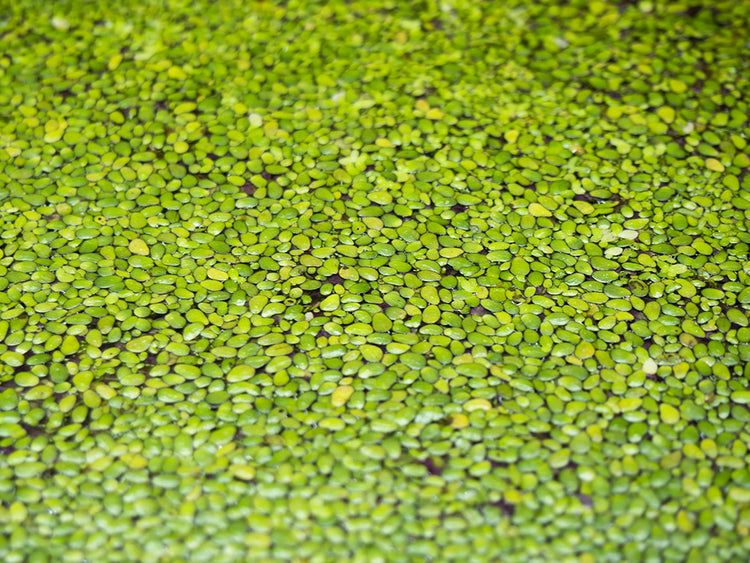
1,0 -> 750,561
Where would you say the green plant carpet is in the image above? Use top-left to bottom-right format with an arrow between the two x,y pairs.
1,0 -> 749,561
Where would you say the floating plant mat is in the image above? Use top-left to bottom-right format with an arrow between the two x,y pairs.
1,0 -> 750,561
